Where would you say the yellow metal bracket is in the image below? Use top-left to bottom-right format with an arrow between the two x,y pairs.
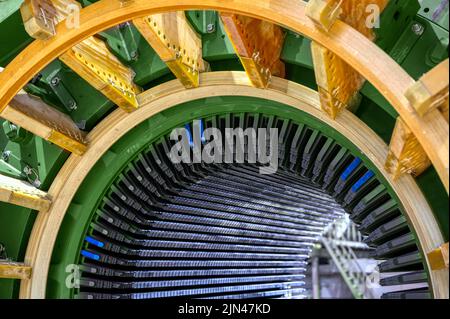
307,0 -> 389,119
133,12 -> 207,88
385,117 -> 431,179
220,13 -> 285,89
60,36 -> 142,112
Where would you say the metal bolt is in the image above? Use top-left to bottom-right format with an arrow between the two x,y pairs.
10,123 -> 17,130
2,150 -> 11,162
0,243 -> 6,259
23,165 -> 41,188
23,165 -> 32,175
51,76 -> 60,86
68,100 -> 77,110
206,23 -> 215,33
411,23 -> 424,35
130,51 -> 138,60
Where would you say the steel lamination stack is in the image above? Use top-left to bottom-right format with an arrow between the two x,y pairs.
0,0 -> 448,299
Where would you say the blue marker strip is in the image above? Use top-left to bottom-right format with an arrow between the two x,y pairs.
85,236 -> 104,248
184,124 -> 194,147
81,250 -> 100,261
351,170 -> 375,192
341,158 -> 362,181
199,119 -> 206,143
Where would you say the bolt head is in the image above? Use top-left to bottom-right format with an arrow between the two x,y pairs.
130,51 -> 138,60
2,151 -> 11,161
68,100 -> 77,110
51,77 -> 60,86
411,23 -> 424,35
206,24 -> 215,33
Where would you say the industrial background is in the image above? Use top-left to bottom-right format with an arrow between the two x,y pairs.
0,0 -> 448,299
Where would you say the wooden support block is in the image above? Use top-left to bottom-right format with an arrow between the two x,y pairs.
385,117 -> 431,178
308,0 -> 389,119
220,14 -> 285,88
59,36 -> 142,112
0,91 -> 87,155
311,42 -> 363,119
405,59 -> 449,117
305,0 -> 343,31
133,12 -> 207,88
441,97 -> 449,123
0,261 -> 32,280
20,0 -> 57,40
428,243 -> 449,271
0,173 -> 51,211
307,0 -> 389,37
20,0 -> 83,40
339,0 -> 389,40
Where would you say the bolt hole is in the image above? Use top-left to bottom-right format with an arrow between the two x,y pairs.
393,11 -> 400,21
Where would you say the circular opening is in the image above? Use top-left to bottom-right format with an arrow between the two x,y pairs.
49,98 -> 428,300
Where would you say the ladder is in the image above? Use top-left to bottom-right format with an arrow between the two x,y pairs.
321,217 -> 370,299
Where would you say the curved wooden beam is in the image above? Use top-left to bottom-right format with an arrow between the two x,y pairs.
19,72 -> 448,299
0,0 -> 447,192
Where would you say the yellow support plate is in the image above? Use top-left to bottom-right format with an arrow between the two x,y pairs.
308,0 -> 389,119
385,117 -> 431,178
133,12 -> 207,88
220,13 -> 285,89
60,36 -> 142,112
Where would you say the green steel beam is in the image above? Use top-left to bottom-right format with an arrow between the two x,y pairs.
0,0 -> 23,23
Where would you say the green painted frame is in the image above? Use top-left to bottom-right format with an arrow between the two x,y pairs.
48,95 -> 428,298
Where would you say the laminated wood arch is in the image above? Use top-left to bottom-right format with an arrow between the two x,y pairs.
19,72 -> 448,299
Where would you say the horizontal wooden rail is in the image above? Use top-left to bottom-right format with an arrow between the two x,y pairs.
1,91 -> 88,155
0,173 -> 51,211
0,261 -> 32,280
